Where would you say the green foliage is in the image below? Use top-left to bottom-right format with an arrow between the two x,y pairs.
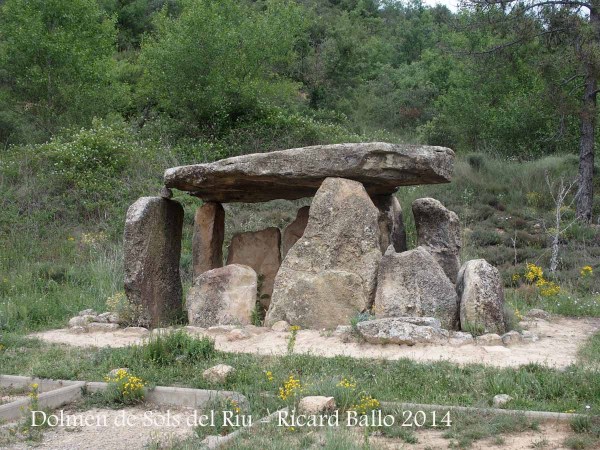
0,0 -> 125,143
135,330 -> 216,365
138,0 -> 307,134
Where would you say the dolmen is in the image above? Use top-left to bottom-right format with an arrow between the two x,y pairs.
123,142 -> 506,341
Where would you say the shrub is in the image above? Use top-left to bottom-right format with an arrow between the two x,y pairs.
135,330 -> 216,365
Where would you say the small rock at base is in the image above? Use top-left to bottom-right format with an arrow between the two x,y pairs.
68,315 -> 96,328
69,326 -> 87,334
298,396 -> 336,415
520,330 -> 540,343
449,331 -> 474,346
501,330 -> 522,346
160,186 -> 173,199
227,329 -> 251,341
203,364 -> 236,384
493,394 -> 513,407
88,322 -> 120,332
78,309 -> 97,317
122,326 -> 149,334
108,368 -> 129,377
475,333 -> 503,346
271,320 -> 291,332
525,309 -> 551,320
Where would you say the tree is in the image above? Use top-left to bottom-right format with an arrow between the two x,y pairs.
0,0 -> 123,144
461,0 -> 599,222
138,0 -> 306,135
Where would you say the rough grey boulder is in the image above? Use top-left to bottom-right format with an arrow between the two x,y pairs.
165,143 -> 454,203
412,198 -> 461,283
371,195 -> 407,253
356,318 -> 449,345
226,227 -> 281,309
187,264 -> 257,328
124,197 -> 183,328
282,206 -> 310,258
192,202 -> 225,278
265,177 -> 382,329
374,246 -> 460,330
457,259 -> 506,335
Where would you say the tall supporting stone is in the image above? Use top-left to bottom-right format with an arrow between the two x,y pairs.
226,227 -> 281,309
412,198 -> 461,283
124,197 -> 184,328
192,202 -> 225,279
266,177 -> 382,329
371,195 -> 407,253
282,206 -> 310,258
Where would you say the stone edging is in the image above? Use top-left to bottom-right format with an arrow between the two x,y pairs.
0,375 -> 247,422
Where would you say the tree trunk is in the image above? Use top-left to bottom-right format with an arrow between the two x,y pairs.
576,6 -> 600,223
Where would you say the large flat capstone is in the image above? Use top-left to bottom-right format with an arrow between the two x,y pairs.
164,142 -> 454,203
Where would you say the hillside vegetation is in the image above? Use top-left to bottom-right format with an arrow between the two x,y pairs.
0,0 -> 599,331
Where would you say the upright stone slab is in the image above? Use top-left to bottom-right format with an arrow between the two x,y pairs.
412,198 -> 461,283
265,177 -> 381,329
374,246 -> 459,330
457,259 -> 506,334
226,227 -> 281,309
187,264 -> 257,328
371,195 -> 407,253
282,206 -> 310,258
124,197 -> 183,328
192,202 -> 225,278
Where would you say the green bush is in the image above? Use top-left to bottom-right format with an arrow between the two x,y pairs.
135,330 -> 216,365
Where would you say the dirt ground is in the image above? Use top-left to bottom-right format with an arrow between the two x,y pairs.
370,421 -> 574,449
1,406 -> 578,450
31,317 -> 600,368
3,405 -> 197,450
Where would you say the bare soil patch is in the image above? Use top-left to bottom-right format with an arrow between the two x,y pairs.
31,317 -> 600,368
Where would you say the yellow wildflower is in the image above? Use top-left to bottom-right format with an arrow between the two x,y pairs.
581,266 -> 593,277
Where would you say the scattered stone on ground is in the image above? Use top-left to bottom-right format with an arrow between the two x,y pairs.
412,197 -> 461,283
226,227 -> 281,309
192,202 -> 225,278
520,330 -> 540,343
270,320 -> 291,332
356,317 -> 449,345
202,364 -> 236,383
266,177 -> 382,329
298,396 -> 336,415
227,329 -> 251,341
501,330 -> 522,346
123,196 -> 184,327
187,264 -> 257,328
87,323 -> 120,332
476,333 -> 503,346
493,394 -> 514,407
164,143 -> 455,203
448,331 -> 474,346
374,246 -> 459,330
525,308 -> 551,320
281,206 -> 310,258
32,317 -> 600,369
457,259 -> 506,335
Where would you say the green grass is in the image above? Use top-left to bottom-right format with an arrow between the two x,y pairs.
0,332 -> 599,417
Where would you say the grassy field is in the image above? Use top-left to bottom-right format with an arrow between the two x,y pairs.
1,329 -> 599,448
1,137 -> 599,448
1,150 -> 599,333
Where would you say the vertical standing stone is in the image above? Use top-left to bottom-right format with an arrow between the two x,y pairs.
265,178 -> 382,329
192,202 -> 225,278
412,198 -> 461,283
124,197 -> 183,328
371,195 -> 407,253
282,206 -> 310,258
226,227 -> 281,309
